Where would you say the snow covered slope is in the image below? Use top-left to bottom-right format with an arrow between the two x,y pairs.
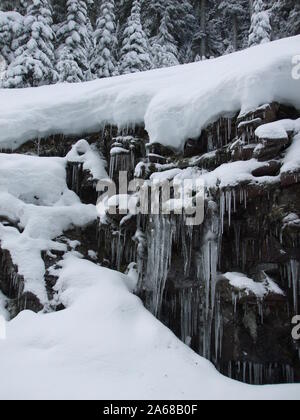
0,36 -> 299,151
0,152 -> 100,304
0,254 -> 299,400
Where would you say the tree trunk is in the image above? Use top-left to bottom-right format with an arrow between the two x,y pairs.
200,0 -> 207,58
232,14 -> 238,51
249,0 -> 254,15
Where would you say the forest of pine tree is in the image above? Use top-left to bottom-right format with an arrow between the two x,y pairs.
0,0 -> 299,88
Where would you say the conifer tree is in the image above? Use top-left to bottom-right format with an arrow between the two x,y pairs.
120,0 -> 152,74
91,0 -> 118,79
1,0 -> 57,88
248,0 -> 271,46
288,2 -> 300,35
143,0 -> 195,63
192,0 -> 223,59
151,12 -> 179,68
56,0 -> 91,82
0,11 -> 21,64
218,0 -> 250,53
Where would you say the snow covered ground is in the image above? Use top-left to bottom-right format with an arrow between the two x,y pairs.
0,150 -> 103,304
0,36 -> 299,151
0,254 -> 299,400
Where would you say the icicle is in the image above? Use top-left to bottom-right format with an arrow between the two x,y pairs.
288,260 -> 300,314
145,215 -> 174,317
220,191 -> 225,234
243,362 -> 247,383
228,361 -> 232,379
232,292 -> 238,316
244,189 -> 247,209
226,190 -> 232,227
214,296 -> 223,364
208,134 -> 213,152
234,223 -> 241,266
228,118 -> 232,141
196,206 -> 220,362
217,121 -> 220,147
258,299 -> 264,324
179,287 -> 200,345
220,189 -> 238,232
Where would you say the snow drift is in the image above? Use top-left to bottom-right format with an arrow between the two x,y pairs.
0,254 -> 299,400
0,36 -> 299,151
0,152 -> 101,303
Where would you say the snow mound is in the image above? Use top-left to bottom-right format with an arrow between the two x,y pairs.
255,118 -> 300,174
0,153 -> 97,304
282,131 -> 300,174
66,139 -> 108,180
255,118 -> 300,140
0,36 -> 299,151
0,254 -> 298,400
224,272 -> 284,298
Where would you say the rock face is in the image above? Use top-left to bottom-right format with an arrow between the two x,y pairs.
1,103 -> 300,385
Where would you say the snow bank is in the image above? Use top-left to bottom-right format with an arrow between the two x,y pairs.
0,153 -> 97,304
0,254 -> 298,400
255,118 -> 300,140
282,131 -> 300,174
255,118 -> 300,174
0,36 -> 299,151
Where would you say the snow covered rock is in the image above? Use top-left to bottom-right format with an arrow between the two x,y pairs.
0,36 -> 299,151
0,152 -> 97,312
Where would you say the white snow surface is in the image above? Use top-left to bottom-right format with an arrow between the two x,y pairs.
255,118 -> 300,140
0,36 -> 299,151
66,139 -> 108,180
282,130 -> 300,174
0,153 -> 97,304
224,272 -> 284,298
0,254 -> 299,400
255,118 -> 300,174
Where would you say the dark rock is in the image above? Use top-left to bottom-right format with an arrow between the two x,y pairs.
252,161 -> 282,177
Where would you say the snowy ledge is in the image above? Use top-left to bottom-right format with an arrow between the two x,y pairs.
224,272 -> 284,299
0,36 -> 299,151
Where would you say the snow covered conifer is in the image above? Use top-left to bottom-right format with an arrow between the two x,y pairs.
56,45 -> 82,83
0,0 -> 23,12
56,0 -> 91,82
120,0 -> 152,75
143,0 -> 195,64
91,0 -> 118,79
0,10 -> 23,66
85,16 -> 94,81
287,2 -> 300,36
151,12 -> 179,68
270,0 -> 299,39
1,0 -> 57,88
248,0 -> 271,46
